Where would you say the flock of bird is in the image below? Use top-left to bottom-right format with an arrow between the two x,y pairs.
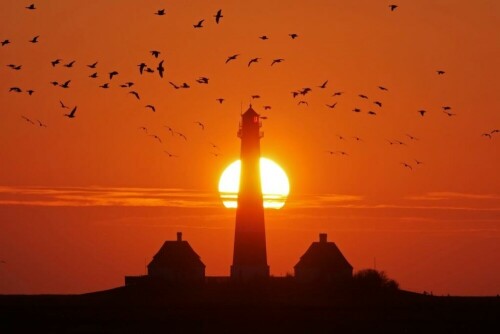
2,3 -> 498,170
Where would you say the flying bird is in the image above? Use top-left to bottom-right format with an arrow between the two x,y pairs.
60,101 -> 69,109
443,111 -> 456,117
352,136 -> 363,142
87,61 -> 98,68
26,89 -> 35,95
138,62 -> 147,74
157,60 -> 165,78
406,134 -> 418,141
358,94 -> 368,99
145,67 -> 154,73
248,57 -> 260,67
176,132 -> 188,141
216,98 -> 224,104
194,121 -> 205,130
259,35 -> 269,40
150,50 -> 160,58
251,95 -> 260,99
226,54 -> 239,63
50,81 -> 59,86
298,100 -> 308,106
145,105 -> 156,112
418,109 -> 427,116
9,87 -> 22,93
214,9 -> 223,24
89,72 -> 98,78
149,135 -> 162,143
482,133 -> 492,139
22,116 -> 35,124
109,71 -> 119,80
60,80 -> 71,88
291,91 -> 299,98
352,108 -> 361,113
289,33 -> 298,39
169,81 -> 180,89
374,101 -> 382,107
378,86 -> 388,91
129,91 -> 140,100
401,163 -> 412,170
164,126 -> 175,136
271,58 -> 284,66
180,82 -> 190,89
164,151 -> 178,158
155,9 -> 165,16
64,60 -> 75,68
64,106 -> 77,118
326,103 -> 337,109
367,111 -> 377,116
37,120 -> 47,128
138,126 -> 148,133
442,106 -> 452,110
318,80 -> 328,89
196,77 -> 209,84
193,19 -> 204,28
437,70 -> 445,75
389,5 -> 398,11
51,59 -> 61,67
1,39 -> 10,46
26,4 -> 36,10
99,83 -> 109,89
415,159 -> 423,165
29,36 -> 39,43
7,64 -> 22,70
332,91 -> 343,97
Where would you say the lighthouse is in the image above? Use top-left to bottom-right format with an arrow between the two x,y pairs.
230,105 -> 269,280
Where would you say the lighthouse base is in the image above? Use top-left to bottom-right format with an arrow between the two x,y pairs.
230,265 -> 269,281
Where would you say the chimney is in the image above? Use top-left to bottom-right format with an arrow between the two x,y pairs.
177,232 -> 182,242
319,233 -> 327,243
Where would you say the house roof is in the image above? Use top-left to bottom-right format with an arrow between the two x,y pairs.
294,239 -> 353,270
148,240 -> 205,269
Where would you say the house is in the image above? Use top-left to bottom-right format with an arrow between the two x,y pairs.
294,233 -> 353,284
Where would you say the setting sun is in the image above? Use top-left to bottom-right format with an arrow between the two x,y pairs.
219,158 -> 290,209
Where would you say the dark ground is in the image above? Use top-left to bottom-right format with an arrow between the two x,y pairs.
1,281 -> 499,333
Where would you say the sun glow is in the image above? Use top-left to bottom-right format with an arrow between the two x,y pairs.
218,157 -> 290,209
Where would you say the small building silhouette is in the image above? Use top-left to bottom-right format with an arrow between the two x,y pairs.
125,232 -> 205,286
294,233 -> 353,284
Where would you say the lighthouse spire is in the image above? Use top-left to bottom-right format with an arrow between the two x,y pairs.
231,105 -> 269,280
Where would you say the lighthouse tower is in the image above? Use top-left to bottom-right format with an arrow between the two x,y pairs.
230,105 -> 269,280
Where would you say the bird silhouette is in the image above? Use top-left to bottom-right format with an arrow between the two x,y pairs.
401,163 -> 412,170
406,134 -> 419,141
318,80 -> 328,89
332,91 -> 343,97
164,126 -> 175,136
157,60 -> 165,78
138,63 -> 147,74
337,135 -> 346,140
155,9 -> 165,16
26,90 -> 35,95
22,116 -> 35,124
291,91 -> 299,98
138,126 -> 148,133
216,98 -> 224,104
491,129 -> 499,134
289,33 -> 298,39
300,87 -> 311,95
99,83 -> 109,89
358,94 -> 368,99
29,36 -> 39,43
7,64 -> 22,70
214,9 -> 223,24
415,159 -> 423,165
164,151 -> 179,158
482,133 -> 492,139
196,77 -> 209,84
9,87 -> 22,93
60,80 -> 71,89
50,81 -> 59,86
353,108 -> 361,113
437,70 -> 445,75
326,103 -> 337,109
149,134 -> 162,143
226,54 -> 239,63
26,4 -> 36,10
145,105 -> 156,112
169,82 -> 180,89
60,101 -> 69,109
176,132 -> 188,141
418,110 -> 427,116
180,82 -> 190,89
51,59 -> 61,67
64,60 -> 75,68
1,39 -> 10,46
378,86 -> 388,91
89,72 -> 98,78
389,5 -> 398,11
443,111 -> 456,117
193,19 -> 204,28
271,58 -> 284,66
145,67 -> 154,73
367,111 -> 377,115
64,106 -> 77,118
37,120 -> 47,128
129,91 -> 140,100
442,106 -> 451,110
87,62 -> 98,68
194,121 -> 205,130
352,136 -> 363,142
248,57 -> 260,67
374,101 -> 382,107
109,71 -> 119,80
298,101 -> 308,106
251,95 -> 261,99
259,35 -> 269,40
150,50 -> 160,58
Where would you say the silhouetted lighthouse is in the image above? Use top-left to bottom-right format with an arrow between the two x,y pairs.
231,105 -> 269,280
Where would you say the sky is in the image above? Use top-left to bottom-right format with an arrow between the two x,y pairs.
0,0 -> 499,296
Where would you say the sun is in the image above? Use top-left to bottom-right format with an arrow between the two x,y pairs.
218,157 -> 290,209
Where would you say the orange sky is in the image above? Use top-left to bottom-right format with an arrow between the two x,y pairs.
0,0 -> 499,296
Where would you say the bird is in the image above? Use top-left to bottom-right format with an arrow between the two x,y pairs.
214,9 -> 223,24
194,121 -> 205,130
209,142 -> 219,150
358,94 -> 368,99
443,111 -> 456,117
264,106 -> 272,110
109,71 -> 119,80
37,120 -> 47,128
129,91 -> 140,100
248,57 -> 260,67
64,60 -> 75,68
157,60 -> 165,78
300,87 -> 311,95
138,126 -> 148,133
29,36 -> 39,43
216,98 -> 224,104
1,39 -> 10,46
8,64 -> 22,70
406,134 -> 419,141
89,72 -> 98,78
418,110 -> 427,116
289,33 -> 298,39
401,163 -> 412,170
50,81 -> 59,86
150,50 -> 160,58
176,132 -> 188,141
64,106 -> 77,118
99,83 -> 109,89
123,82 -> 134,87
395,140 -> 407,146
138,62 -> 147,74
326,103 -> 337,109
164,126 -> 175,136
226,54 -> 239,63
482,133 -> 492,139
59,101 -> 69,109
145,105 -> 156,112
352,136 -> 363,142
271,58 -> 284,66
336,151 -> 349,156
164,151 -> 178,158
298,101 -> 308,106
389,5 -> 398,11
442,106 -> 452,110
336,135 -> 346,140
145,67 -> 154,73
210,152 -> 222,158
60,80 -> 71,89
374,101 -> 382,107
415,159 -> 423,165
437,70 -> 445,75
291,91 -> 299,98
318,80 -> 328,89
26,90 -> 35,95
251,95 -> 260,99
9,87 -> 22,93
149,134 -> 162,143
155,9 -> 165,16
193,19 -> 204,28
196,77 -> 209,84
352,108 -> 361,113
332,91 -> 343,97
22,116 -> 35,124
259,35 -> 269,40
51,59 -> 61,67
378,86 -> 388,91
26,4 -> 36,10
491,129 -> 500,134
87,61 -> 98,68
169,81 -> 180,89
367,111 -> 377,116
180,83 -> 190,89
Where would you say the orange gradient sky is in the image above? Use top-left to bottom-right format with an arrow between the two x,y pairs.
0,0 -> 499,296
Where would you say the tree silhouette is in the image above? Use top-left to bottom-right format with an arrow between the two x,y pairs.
352,269 -> 399,292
